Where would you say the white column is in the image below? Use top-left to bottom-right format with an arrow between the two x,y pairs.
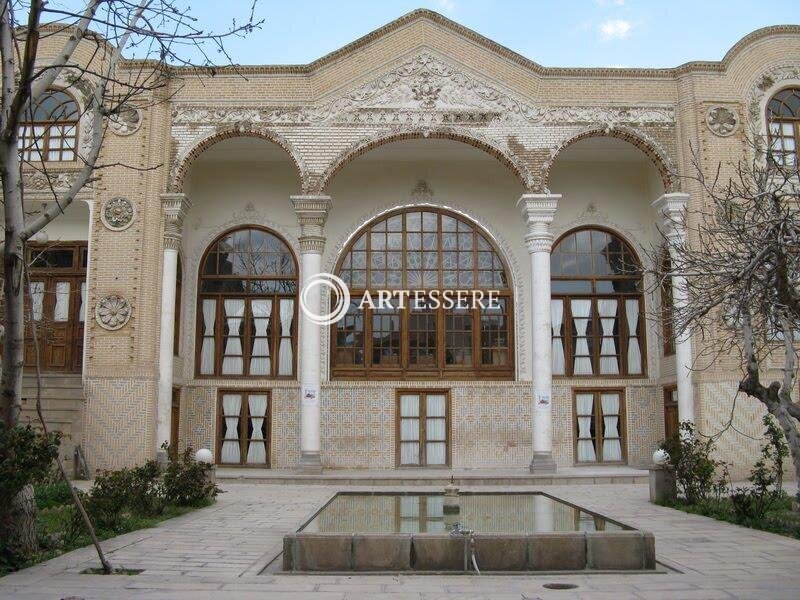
517,193 -> 560,473
292,195 -> 332,473
156,193 -> 191,463
653,192 -> 694,424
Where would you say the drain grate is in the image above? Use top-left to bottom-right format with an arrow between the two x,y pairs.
543,582 -> 579,590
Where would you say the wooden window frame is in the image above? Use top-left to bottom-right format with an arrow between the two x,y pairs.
766,88 -> 800,167
660,251 -> 675,357
551,227 -> 647,378
395,389 -> 451,468
215,389 -> 272,467
663,384 -> 679,441
571,388 -> 627,465
196,226 -> 298,379
332,207 -> 514,380
18,89 -> 80,163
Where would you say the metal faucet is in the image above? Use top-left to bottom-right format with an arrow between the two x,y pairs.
449,522 -> 474,537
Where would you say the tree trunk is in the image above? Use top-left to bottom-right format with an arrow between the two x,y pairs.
0,136 -> 25,428
769,404 -> 800,496
0,88 -> 36,555
1,484 -> 38,556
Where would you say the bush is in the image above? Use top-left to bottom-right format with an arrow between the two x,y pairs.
80,459 -> 165,531
660,421 -> 721,504
163,447 -> 219,506
730,415 -> 789,521
0,424 -> 60,509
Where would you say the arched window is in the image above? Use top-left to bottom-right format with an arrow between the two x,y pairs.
197,227 -> 297,378
18,90 -> 80,162
767,87 -> 800,167
550,227 -> 645,377
333,208 -> 513,379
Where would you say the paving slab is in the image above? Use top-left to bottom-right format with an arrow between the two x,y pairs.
0,481 -> 798,598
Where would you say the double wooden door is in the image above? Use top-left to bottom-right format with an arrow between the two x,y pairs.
25,243 -> 87,372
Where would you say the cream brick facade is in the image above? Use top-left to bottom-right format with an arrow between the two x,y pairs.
23,10 -> 800,478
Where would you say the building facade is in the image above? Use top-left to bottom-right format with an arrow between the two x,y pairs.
19,10 -> 800,477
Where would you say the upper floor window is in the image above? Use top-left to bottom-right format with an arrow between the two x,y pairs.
767,87 -> 800,167
197,227 -> 297,378
551,227 -> 645,377
18,90 -> 79,162
333,207 -> 513,379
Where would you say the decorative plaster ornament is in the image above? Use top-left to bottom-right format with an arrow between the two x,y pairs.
109,106 -> 143,136
95,294 -> 132,330
101,197 -> 136,231
706,106 -> 739,137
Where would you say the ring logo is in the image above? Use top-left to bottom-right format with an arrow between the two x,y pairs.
299,273 -> 351,326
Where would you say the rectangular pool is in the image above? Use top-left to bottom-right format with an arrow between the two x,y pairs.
283,492 -> 654,573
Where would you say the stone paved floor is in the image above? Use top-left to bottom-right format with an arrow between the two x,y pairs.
1,482 -> 799,599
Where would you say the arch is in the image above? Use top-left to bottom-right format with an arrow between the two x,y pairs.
170,127 -> 307,193
551,224 -> 644,270
542,126 -> 676,193
550,225 -> 647,380
329,205 -> 516,380
19,88 -> 81,162
318,127 -> 537,193
195,225 -> 299,380
321,199 -> 528,381
764,85 -> 800,166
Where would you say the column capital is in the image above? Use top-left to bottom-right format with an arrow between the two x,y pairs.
160,193 -> 191,251
517,193 -> 561,253
652,192 -> 689,242
292,194 -> 332,254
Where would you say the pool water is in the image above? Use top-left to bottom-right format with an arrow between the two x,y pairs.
299,492 -> 628,534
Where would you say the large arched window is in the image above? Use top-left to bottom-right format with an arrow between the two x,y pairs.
767,87 -> 800,167
333,207 -> 513,379
18,90 -> 79,162
197,227 -> 297,378
550,227 -> 645,377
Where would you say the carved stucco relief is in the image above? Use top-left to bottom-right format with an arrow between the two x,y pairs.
169,51 -> 677,193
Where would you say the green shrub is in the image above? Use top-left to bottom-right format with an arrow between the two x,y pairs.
80,459 -> 165,531
33,480 -> 73,510
730,415 -> 789,521
163,447 -> 219,506
0,424 -> 60,509
660,421 -> 720,504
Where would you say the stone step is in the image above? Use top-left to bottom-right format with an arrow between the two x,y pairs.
22,374 -> 83,389
215,468 -> 649,487
22,387 -> 85,401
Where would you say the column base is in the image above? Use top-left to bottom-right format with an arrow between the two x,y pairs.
156,449 -> 169,470
529,452 -> 557,474
297,451 -> 323,474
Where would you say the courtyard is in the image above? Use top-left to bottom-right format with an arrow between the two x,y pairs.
1,480 -> 798,599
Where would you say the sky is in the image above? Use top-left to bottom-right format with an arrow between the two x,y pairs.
158,0 -> 799,69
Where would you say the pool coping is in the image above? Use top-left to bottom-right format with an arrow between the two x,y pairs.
277,490 -> 657,574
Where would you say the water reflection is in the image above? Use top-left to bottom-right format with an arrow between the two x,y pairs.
300,493 -> 625,534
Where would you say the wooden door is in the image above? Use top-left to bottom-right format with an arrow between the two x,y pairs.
24,243 -> 87,373
664,386 -> 679,441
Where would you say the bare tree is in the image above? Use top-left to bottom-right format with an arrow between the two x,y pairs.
655,134 -> 800,492
0,0 -> 261,558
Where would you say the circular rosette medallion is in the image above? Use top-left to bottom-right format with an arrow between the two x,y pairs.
95,294 -> 132,331
100,197 -> 136,231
